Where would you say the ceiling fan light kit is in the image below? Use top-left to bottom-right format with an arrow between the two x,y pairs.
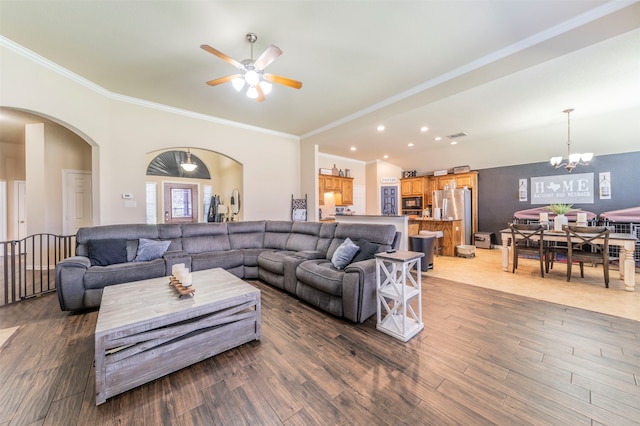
201,32 -> 302,102
549,108 -> 593,173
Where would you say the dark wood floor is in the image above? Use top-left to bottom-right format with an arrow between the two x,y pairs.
1,276 -> 639,425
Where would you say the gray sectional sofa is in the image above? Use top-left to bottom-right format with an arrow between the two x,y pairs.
55,220 -> 400,323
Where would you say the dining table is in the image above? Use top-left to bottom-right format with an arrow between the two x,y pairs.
499,228 -> 638,291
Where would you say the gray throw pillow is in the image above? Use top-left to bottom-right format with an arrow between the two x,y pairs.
331,237 -> 359,270
134,238 -> 171,262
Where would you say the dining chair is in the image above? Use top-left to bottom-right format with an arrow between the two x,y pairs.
546,240 -> 568,273
565,225 -> 610,287
509,223 -> 547,277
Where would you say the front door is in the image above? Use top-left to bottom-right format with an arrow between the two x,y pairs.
380,186 -> 398,215
163,183 -> 199,224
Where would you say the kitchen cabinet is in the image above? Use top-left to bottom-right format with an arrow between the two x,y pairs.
408,218 -> 462,257
319,175 -> 354,206
436,172 -> 477,190
400,177 -> 426,196
340,178 -> 353,205
323,176 -> 342,191
318,176 -> 325,206
426,177 -> 436,206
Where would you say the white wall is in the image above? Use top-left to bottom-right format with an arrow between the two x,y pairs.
366,160 -> 402,215
1,42 -> 301,225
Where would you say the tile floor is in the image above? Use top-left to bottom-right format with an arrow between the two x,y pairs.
426,247 -> 640,322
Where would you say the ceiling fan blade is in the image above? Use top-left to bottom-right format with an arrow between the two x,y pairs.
200,44 -> 243,69
205,74 -> 242,86
255,84 -> 266,102
264,74 -> 303,90
254,44 -> 282,70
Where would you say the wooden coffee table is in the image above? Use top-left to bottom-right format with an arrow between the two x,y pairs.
94,268 -> 261,405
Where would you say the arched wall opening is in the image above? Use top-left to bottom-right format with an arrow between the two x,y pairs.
0,107 -> 94,237
145,148 -> 243,223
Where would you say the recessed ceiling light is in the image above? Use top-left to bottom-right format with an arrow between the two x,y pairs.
350,146 -> 356,151
408,143 -> 414,147
377,125 -> 385,131
434,136 -> 442,141
420,126 -> 429,132
450,141 -> 458,145
383,155 -> 389,159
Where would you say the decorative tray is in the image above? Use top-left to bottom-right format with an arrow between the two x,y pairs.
169,276 -> 195,298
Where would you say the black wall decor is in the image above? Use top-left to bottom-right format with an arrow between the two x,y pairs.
477,151 -> 640,243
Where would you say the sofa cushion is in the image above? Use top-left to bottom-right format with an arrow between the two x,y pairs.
296,259 -> 344,296
157,224 -> 183,251
264,221 -> 293,250
77,224 -> 159,257
286,222 -> 322,251
88,239 -> 128,266
331,238 -> 359,269
258,250 -> 297,275
328,223 -> 396,260
84,258 -> 166,289
351,239 -> 380,263
135,238 -> 171,262
190,250 -> 243,272
228,221 -> 266,249
241,248 -> 268,267
182,223 -> 230,254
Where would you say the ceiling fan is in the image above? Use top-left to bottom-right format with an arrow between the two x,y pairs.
201,33 -> 302,102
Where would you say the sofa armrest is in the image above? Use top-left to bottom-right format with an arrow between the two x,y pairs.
55,256 -> 91,311
294,250 -> 325,260
343,258 -> 379,322
344,258 -> 377,275
59,255 -> 91,269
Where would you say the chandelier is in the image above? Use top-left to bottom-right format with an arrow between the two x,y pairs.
549,108 -> 593,172
180,149 -> 198,172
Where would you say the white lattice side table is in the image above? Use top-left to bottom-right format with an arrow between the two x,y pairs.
375,250 -> 424,342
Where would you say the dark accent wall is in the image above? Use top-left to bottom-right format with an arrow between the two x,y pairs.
477,151 -> 640,243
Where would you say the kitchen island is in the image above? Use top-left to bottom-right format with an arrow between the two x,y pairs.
408,217 -> 463,256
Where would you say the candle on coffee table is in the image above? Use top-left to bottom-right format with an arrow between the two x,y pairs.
172,263 -> 185,278
181,273 -> 193,287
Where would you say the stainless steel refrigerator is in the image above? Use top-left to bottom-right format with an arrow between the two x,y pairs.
432,188 -> 472,245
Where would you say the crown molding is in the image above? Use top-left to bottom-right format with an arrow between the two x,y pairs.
0,36 -> 299,142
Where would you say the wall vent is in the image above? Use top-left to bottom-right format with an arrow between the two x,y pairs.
447,132 -> 467,139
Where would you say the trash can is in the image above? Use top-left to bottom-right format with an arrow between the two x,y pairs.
409,235 -> 435,271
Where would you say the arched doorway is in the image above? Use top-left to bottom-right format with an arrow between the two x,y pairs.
0,107 -> 94,237
145,148 -> 243,224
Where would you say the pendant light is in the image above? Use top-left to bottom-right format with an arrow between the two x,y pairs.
549,108 -> 593,172
180,149 -> 198,172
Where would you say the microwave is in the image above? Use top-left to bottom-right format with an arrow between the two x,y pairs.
402,197 -> 423,210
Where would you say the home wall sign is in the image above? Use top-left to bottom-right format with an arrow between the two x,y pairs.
381,177 -> 398,184
530,173 -> 594,205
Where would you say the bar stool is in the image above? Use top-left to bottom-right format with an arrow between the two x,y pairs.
419,230 -> 444,256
